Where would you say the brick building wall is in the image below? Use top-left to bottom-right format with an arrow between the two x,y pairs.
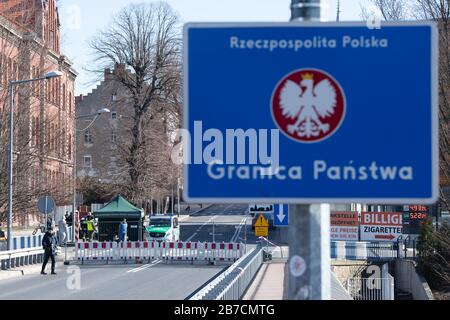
0,0 -> 77,227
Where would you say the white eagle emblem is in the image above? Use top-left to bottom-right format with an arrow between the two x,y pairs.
279,73 -> 337,138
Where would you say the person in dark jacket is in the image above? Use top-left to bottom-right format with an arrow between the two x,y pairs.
41,227 -> 58,275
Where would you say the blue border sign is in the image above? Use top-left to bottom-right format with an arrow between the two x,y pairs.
183,22 -> 438,204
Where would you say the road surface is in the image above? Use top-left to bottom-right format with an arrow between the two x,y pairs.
0,261 -> 223,300
180,204 -> 288,245
0,203 -> 287,300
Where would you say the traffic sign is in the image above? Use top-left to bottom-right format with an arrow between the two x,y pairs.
255,214 -> 269,227
248,204 -> 274,214
274,204 -> 289,227
183,22 -> 438,204
37,196 -> 55,214
255,214 -> 269,237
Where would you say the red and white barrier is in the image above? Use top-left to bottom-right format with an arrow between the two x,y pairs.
74,212 -> 80,243
75,241 -> 244,263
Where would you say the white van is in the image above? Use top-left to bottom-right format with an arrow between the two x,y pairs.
145,215 -> 180,242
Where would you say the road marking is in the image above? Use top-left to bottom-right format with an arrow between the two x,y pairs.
185,232 -> 198,242
127,259 -> 162,273
184,215 -> 216,242
231,218 -> 246,243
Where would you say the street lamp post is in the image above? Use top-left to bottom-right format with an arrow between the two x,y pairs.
7,71 -> 63,251
71,108 -> 110,244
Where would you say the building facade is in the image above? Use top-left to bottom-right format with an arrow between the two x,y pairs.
0,0 -> 77,226
75,66 -> 132,184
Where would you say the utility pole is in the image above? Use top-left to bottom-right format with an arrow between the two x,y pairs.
7,83 -> 14,251
336,0 -> 341,22
288,0 -> 331,300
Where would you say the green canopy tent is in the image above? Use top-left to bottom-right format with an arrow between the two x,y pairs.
93,195 -> 144,241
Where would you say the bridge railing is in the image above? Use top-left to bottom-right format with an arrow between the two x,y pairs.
190,245 -> 264,300
1,226 -> 73,251
346,276 -> 395,300
331,241 -> 400,261
74,241 -> 244,263
0,247 -> 44,270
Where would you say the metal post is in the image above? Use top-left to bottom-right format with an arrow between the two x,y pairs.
7,83 -> 14,251
171,184 -> 174,214
72,121 -> 77,243
177,178 -> 181,215
435,202 -> 439,231
288,0 -> 330,300
244,217 -> 247,253
291,0 -> 322,22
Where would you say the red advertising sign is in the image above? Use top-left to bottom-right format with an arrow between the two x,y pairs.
330,211 -> 359,241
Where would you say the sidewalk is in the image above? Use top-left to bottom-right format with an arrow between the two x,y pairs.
243,261 -> 288,300
243,258 -> 353,300
0,246 -> 74,281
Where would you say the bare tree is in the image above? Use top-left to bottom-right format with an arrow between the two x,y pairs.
362,0 -> 450,209
361,0 -> 409,21
362,2 -> 450,296
89,2 -> 182,205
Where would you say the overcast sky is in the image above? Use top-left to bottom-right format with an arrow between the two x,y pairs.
58,0 -> 372,96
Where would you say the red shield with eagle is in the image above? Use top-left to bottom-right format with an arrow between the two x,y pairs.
271,69 -> 346,143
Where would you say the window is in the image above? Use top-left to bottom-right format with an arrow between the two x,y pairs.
111,130 -> 117,143
84,130 -> 93,143
62,84 -> 66,110
69,92 -> 72,115
111,112 -> 117,119
61,129 -> 66,157
83,156 -> 92,168
68,134 -> 72,159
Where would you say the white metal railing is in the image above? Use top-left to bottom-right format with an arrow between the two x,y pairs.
331,241 -> 399,261
346,277 -> 395,300
190,246 -> 264,300
0,247 -> 44,270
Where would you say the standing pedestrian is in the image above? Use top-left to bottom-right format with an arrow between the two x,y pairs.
58,216 -> 68,246
119,219 -> 127,242
80,216 -> 88,241
41,227 -> 57,275
47,216 -> 53,230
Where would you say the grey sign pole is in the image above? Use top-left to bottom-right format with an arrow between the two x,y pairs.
7,83 -> 14,251
288,0 -> 331,300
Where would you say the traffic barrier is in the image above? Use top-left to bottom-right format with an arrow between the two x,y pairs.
0,248 -> 44,270
74,218 -> 80,243
74,241 -> 244,263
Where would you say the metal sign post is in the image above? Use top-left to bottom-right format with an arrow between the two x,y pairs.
288,0 -> 330,301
